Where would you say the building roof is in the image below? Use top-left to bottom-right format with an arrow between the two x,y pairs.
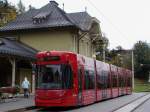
0,1 -> 96,32
0,38 -> 37,60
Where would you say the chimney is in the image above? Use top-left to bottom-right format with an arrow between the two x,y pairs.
63,3 -> 64,11
50,0 -> 59,6
85,6 -> 87,12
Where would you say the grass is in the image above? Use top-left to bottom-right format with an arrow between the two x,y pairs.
134,78 -> 150,92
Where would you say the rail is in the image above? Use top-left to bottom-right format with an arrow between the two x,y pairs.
112,93 -> 150,112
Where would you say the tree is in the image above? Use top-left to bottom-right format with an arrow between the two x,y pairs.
0,0 -> 9,7
116,45 -> 123,51
17,0 -> 25,14
94,34 -> 109,61
107,45 -> 132,69
0,0 -> 17,26
133,41 -> 150,79
121,52 -> 132,69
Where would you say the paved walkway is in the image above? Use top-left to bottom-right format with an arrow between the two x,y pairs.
114,93 -> 150,112
0,95 -> 34,112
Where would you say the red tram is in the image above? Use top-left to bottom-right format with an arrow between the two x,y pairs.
34,51 -> 132,107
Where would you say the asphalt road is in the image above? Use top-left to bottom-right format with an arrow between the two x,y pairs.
25,93 -> 146,112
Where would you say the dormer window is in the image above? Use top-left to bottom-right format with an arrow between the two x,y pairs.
33,18 -> 44,24
32,11 -> 51,24
0,13 -> 7,24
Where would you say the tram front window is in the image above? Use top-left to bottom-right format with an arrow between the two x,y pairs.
36,64 -> 73,89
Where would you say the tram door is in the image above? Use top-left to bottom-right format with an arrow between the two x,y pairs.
78,65 -> 83,105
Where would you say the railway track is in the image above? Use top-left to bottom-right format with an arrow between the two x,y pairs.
112,93 -> 150,112
8,106 -> 76,112
20,107 -> 76,112
7,93 -> 150,112
7,106 -> 38,112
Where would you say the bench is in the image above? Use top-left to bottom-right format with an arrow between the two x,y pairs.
0,87 -> 19,101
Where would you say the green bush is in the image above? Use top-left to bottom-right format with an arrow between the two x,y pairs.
14,85 -> 20,94
134,78 -> 150,92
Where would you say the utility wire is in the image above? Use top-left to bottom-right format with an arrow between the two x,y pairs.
84,0 -> 129,42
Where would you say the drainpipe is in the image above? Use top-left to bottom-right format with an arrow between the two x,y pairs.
77,32 -> 88,54
73,35 -> 76,52
77,35 -> 80,53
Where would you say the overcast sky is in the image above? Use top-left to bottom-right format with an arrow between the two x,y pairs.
8,0 -> 150,49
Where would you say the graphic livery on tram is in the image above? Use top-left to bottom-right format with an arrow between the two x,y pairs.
34,51 -> 132,107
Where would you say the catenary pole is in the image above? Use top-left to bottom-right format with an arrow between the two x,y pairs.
132,50 -> 134,89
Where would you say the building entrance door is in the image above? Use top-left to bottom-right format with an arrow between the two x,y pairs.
0,57 -> 12,87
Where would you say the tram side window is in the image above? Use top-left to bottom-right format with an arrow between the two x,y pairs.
127,77 -> 132,87
84,70 -> 88,90
103,75 -> 108,89
78,68 -> 82,91
119,75 -> 122,87
112,74 -> 118,87
84,70 -> 95,90
89,71 -> 95,89
100,73 -> 104,89
62,65 -> 73,89
123,76 -> 126,87
101,71 -> 109,89
97,70 -> 110,89
107,72 -> 111,88
97,72 -> 103,89
121,76 -> 124,87
119,75 -> 125,87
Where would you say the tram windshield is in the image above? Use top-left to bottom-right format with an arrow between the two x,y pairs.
36,64 -> 73,89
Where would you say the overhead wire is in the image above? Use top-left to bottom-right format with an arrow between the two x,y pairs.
83,0 -> 129,46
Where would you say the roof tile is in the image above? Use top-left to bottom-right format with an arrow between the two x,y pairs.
0,38 -> 37,60
0,2 -> 94,32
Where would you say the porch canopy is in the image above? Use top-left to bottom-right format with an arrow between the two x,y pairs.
0,37 -> 37,87
0,37 -> 37,60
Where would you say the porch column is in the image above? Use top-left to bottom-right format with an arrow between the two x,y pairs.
9,58 -> 16,87
32,74 -> 35,94
31,63 -> 36,94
